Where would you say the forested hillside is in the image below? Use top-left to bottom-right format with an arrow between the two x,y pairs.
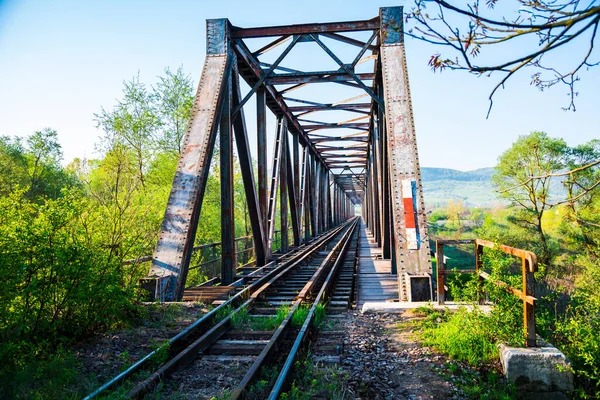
421,167 -> 499,207
421,166 -> 567,207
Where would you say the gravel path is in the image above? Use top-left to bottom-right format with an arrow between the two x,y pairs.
334,310 -> 462,400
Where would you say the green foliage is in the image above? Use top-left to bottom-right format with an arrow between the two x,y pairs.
231,306 -> 250,328
313,303 -> 327,328
280,353 -> 346,400
420,307 -> 503,365
0,346 -> 91,400
553,257 -> 600,395
292,305 -> 310,328
428,208 -> 449,223
493,131 -> 569,265
436,360 -> 516,400
247,365 -> 279,400
422,249 -> 526,368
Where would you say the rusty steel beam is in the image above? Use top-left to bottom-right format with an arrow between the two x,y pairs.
231,18 -> 379,38
257,88 -> 268,257
321,32 -> 378,51
267,118 -> 284,253
233,40 -> 329,168
253,35 -> 291,56
379,6 -> 431,301
220,70 -> 235,285
148,19 -> 231,301
302,122 -> 370,130
311,137 -> 369,143
231,67 -> 267,267
266,71 -> 374,85
280,119 -> 289,253
286,133 -> 301,246
288,103 -> 371,112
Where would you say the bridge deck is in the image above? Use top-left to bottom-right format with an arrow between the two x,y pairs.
356,221 -> 398,307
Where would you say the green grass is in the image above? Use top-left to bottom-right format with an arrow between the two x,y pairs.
231,305 -> 291,331
419,307 -> 499,365
434,360 -> 516,400
279,352 -> 347,400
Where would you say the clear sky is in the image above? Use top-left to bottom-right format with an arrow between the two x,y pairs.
0,0 -> 598,171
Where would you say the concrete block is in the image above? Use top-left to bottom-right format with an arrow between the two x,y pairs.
499,341 -> 573,397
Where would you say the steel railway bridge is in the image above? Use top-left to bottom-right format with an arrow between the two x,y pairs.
145,5 -> 433,303
86,6 -> 540,398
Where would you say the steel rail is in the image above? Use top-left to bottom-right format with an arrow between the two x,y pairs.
126,221 -> 353,398
268,218 -> 359,399
84,219 -> 354,400
228,217 -> 360,399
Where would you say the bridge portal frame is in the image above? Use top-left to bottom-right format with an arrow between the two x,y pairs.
146,6 -> 431,301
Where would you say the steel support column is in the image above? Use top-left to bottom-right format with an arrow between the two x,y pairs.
257,88 -> 268,258
220,69 -> 235,285
148,19 -> 230,301
231,65 -> 266,267
380,6 -> 432,301
280,118 -> 289,252
267,118 -> 284,253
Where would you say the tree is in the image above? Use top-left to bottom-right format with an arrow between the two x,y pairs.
26,128 -> 64,198
562,139 -> 600,257
446,199 -> 467,237
0,136 -> 27,196
493,131 -> 568,266
95,73 -> 160,187
406,0 -> 600,113
153,66 -> 194,155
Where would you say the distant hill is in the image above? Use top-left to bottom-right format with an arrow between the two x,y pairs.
420,167 -> 566,209
421,167 -> 501,208
421,167 -> 494,182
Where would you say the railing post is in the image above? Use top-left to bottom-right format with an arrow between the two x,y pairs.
475,243 -> 484,305
212,245 -> 218,279
523,257 -> 536,347
436,240 -> 445,305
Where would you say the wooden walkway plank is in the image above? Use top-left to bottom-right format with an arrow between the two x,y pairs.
356,220 -> 398,307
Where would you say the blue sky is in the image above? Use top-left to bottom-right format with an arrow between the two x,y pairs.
0,0 -> 598,170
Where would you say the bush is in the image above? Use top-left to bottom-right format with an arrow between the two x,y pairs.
553,257 -> 600,396
0,190 -> 142,398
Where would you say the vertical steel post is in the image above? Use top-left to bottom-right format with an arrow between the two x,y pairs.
293,132 -> 300,221
380,6 -> 432,300
371,121 -> 381,246
436,241 -> 445,305
280,118 -> 289,252
300,146 -> 309,240
379,90 -> 392,260
220,69 -> 235,285
475,243 -> 484,304
231,66 -> 266,267
314,159 -> 320,235
267,118 -> 283,253
257,88 -> 268,256
148,19 -> 230,301
285,130 -> 301,246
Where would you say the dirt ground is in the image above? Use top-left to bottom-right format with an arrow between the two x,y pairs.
332,310 -> 459,400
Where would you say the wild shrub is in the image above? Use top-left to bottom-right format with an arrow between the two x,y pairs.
422,248 -> 526,365
0,190 -> 143,398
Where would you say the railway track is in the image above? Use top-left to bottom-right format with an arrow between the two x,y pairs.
85,217 -> 360,399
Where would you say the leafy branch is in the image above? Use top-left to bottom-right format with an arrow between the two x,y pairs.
406,0 -> 600,115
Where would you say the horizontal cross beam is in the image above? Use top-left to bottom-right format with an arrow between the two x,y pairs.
266,71 -> 374,85
231,18 -> 379,38
288,103 -> 371,112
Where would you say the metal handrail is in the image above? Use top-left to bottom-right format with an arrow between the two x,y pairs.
435,238 -> 538,347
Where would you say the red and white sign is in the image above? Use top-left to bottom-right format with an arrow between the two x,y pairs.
402,179 -> 419,250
